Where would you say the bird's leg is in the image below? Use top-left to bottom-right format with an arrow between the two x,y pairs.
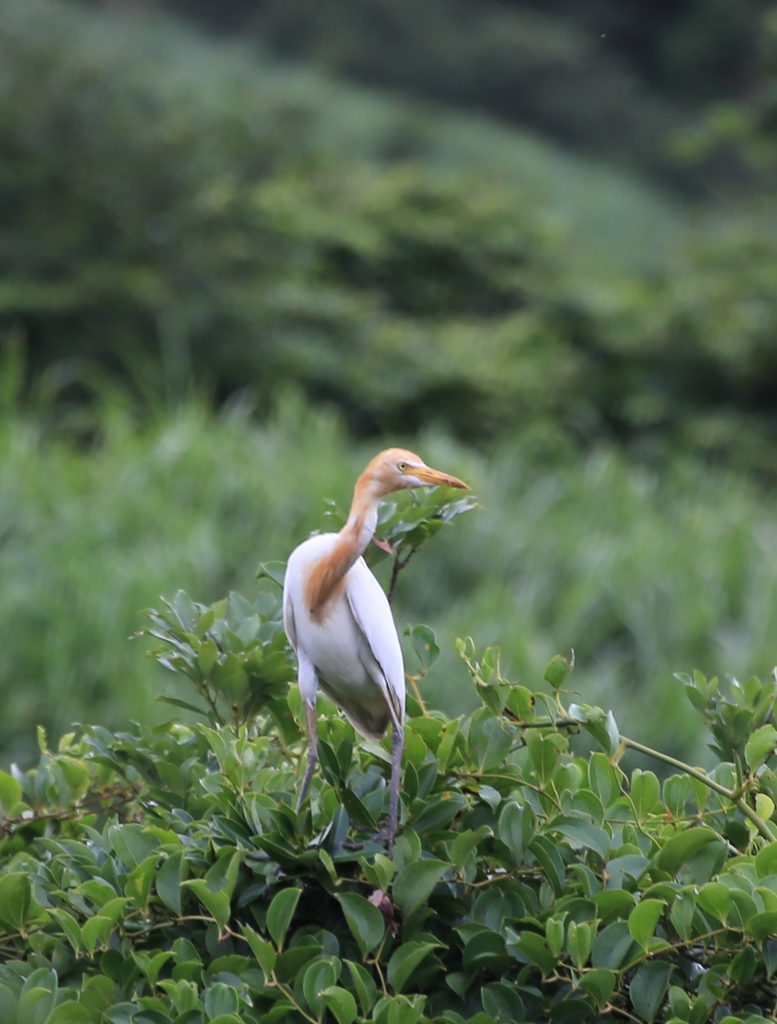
296,700 -> 319,811
386,721 -> 404,856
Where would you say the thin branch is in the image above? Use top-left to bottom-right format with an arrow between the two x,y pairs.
620,736 -> 775,842
386,546 -> 419,607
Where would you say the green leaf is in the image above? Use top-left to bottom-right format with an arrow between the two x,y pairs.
526,731 -> 562,785
745,724 -> 777,770
566,920 -> 593,969
137,951 -> 173,989
256,562 -> 286,588
204,982 -> 240,1020
182,879 -> 231,936
156,851 -> 185,916
81,915 -> 113,954
107,824 -> 160,870
205,850 -> 242,900
515,932 -> 556,977
0,984 -> 18,1023
321,987 -> 358,1024
345,961 -> 378,1016
51,909 -> 83,953
266,888 -> 302,950
545,915 -> 565,958
49,1005 -> 91,1024
336,893 -> 385,956
498,802 -> 536,862
481,982 -> 525,1022
629,962 -> 671,1024
756,842 -> 777,879
579,968 -> 616,1010
156,695 -> 208,717
571,705 -> 620,756
302,958 -> 339,1019
695,882 -> 732,923
392,860 -> 448,918
57,755 -> 90,800
670,891 -> 696,940
387,942 -> 440,994
0,770 -> 23,811
0,873 -> 32,934
588,753 -> 621,809
628,899 -> 666,949
529,835 -> 565,896
450,826 -> 492,873
728,945 -> 757,984
605,854 -> 650,889
655,827 -> 724,875
594,889 -> 637,924
591,921 -> 641,970
745,911 -> 777,939
631,770 -> 662,821
543,654 -> 573,689
124,853 -> 158,912
243,924 -> 277,980
463,930 -> 508,971
405,624 -> 440,672
467,709 -> 512,771
551,816 -> 611,860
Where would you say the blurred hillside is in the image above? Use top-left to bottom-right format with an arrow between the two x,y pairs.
2,0 -> 777,764
147,0 -> 771,192
3,0 -> 777,456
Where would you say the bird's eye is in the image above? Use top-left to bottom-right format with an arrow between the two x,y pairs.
397,461 -> 408,473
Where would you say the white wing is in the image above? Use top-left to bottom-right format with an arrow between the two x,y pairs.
282,577 -> 298,652
344,557 -> 406,729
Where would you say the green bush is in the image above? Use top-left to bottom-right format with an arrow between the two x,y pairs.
5,572 -> 777,1021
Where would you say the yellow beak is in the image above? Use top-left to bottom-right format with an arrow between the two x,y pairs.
413,465 -> 468,489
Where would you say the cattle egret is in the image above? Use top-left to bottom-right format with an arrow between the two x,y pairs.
283,448 -> 467,852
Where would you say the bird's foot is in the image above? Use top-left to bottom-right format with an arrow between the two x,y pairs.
372,536 -> 396,555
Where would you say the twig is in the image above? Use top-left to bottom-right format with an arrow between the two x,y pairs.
387,547 -> 419,607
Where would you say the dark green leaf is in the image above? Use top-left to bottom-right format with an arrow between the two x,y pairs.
321,987 -> 358,1024
481,982 -> 525,1022
345,961 -> 378,1016
655,828 -> 724,875
387,942 -> 441,994
579,969 -> 616,1010
746,911 -> 777,940
266,888 -> 302,950
392,860 -> 448,918
628,899 -> 666,949
629,962 -> 671,1024
0,873 -> 33,933
336,893 -> 385,955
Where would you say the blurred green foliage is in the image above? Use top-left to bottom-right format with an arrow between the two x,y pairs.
675,5 -> 777,183
3,0 -> 777,454
3,394 -> 777,770
165,0 -> 771,190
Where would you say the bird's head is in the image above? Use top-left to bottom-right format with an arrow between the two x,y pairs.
361,448 -> 468,497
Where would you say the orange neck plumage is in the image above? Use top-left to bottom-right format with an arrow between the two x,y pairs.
304,472 -> 380,621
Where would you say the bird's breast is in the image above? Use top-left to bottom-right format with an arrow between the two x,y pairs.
285,535 -> 372,687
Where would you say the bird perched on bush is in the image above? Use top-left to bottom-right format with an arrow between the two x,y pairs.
283,448 -> 467,852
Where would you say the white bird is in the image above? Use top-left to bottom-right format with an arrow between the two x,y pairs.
283,448 -> 467,853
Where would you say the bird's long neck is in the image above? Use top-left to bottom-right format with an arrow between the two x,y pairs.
305,474 -> 381,619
